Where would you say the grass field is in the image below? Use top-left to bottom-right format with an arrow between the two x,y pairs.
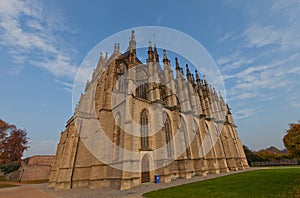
144,167 -> 300,198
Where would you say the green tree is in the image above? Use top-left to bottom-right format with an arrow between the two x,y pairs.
243,145 -> 263,164
283,121 -> 300,158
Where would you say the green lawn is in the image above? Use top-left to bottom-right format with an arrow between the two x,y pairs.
144,168 -> 300,198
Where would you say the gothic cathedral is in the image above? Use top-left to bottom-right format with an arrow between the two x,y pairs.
48,31 -> 249,190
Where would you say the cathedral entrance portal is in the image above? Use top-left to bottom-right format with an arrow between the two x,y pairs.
141,155 -> 150,183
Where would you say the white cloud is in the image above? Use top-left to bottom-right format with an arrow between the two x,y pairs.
271,0 -> 300,21
217,32 -> 235,43
242,24 -> 282,48
55,79 -> 73,89
216,56 -> 231,65
30,54 -> 77,78
288,65 -> 300,74
233,107 -> 258,120
55,79 -> 74,93
221,51 -> 300,107
220,57 -> 255,72
26,19 -> 43,31
0,0 -> 78,80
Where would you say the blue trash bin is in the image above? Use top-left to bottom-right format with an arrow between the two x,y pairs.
154,175 -> 160,183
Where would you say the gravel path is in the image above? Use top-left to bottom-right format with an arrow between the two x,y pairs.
1,168 -> 260,198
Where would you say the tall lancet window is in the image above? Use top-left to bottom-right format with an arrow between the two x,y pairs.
118,75 -> 124,92
113,114 -> 121,160
164,114 -> 172,157
137,82 -> 147,100
136,70 -> 148,100
141,110 -> 149,149
180,117 -> 191,159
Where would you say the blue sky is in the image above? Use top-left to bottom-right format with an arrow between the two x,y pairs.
0,0 -> 299,157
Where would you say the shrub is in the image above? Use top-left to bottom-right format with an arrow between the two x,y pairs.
0,161 -> 20,174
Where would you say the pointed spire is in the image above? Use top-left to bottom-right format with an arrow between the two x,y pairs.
129,30 -> 136,52
191,74 -> 195,82
148,41 -> 153,51
226,104 -> 232,114
114,43 -> 117,53
195,70 -> 203,89
163,49 -> 169,64
163,49 -> 167,59
97,52 -> 104,66
147,41 -> 154,62
195,70 -> 201,82
186,64 -> 192,81
100,52 -> 104,61
203,75 -> 208,85
191,74 -> 197,87
153,42 -> 159,62
175,57 -> 180,71
105,52 -> 108,61
186,64 -> 190,73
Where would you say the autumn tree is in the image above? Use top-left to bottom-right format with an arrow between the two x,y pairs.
243,145 -> 263,163
283,121 -> 300,158
256,147 -> 281,161
0,119 -> 29,164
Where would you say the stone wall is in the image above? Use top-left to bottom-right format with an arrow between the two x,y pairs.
19,155 -> 55,181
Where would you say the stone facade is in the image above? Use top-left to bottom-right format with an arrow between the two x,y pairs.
48,31 -> 249,190
19,155 -> 54,181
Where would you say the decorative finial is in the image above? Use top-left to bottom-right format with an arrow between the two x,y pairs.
203,75 -> 207,83
186,64 -> 191,81
117,43 -> 120,52
163,49 -> 169,65
153,40 -> 159,62
128,30 -> 136,52
195,70 -> 200,81
175,57 -> 180,71
186,64 -> 190,73
191,74 -> 195,82
114,43 -> 117,52
99,52 -> 104,62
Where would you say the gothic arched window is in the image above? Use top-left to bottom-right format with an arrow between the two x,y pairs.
136,69 -> 148,100
113,114 -> 121,160
180,117 -> 191,159
141,110 -> 149,149
164,114 -> 172,157
136,82 -> 147,100
118,75 -> 124,92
